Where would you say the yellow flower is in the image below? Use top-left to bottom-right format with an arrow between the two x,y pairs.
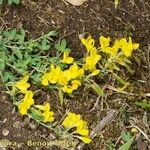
81,35 -> 101,72
75,120 -> 89,136
114,0 -> 119,9
68,63 -> 84,79
49,66 -> 62,84
57,70 -> 69,86
84,54 -> 101,71
41,65 -> 62,86
60,51 -> 74,64
120,37 -> 139,57
90,69 -> 100,76
41,72 -> 50,86
61,80 -> 81,94
109,39 -> 120,56
99,35 -> 111,50
58,63 -> 84,86
62,112 -> 81,128
35,103 -> 54,123
62,112 -> 91,144
99,36 -> 120,56
18,90 -> 34,115
77,136 -> 91,144
81,35 -> 96,54
71,80 -> 81,90
61,85 -> 73,94
15,75 -> 30,93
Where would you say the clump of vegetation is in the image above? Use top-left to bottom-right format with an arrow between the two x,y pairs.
0,28 -> 140,147
0,0 -> 20,5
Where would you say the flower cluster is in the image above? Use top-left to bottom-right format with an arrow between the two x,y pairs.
99,36 -> 139,57
62,112 -> 91,143
11,34 -> 140,146
42,63 -> 84,94
81,35 -> 101,74
42,36 -> 103,94
13,77 -> 91,143
34,103 -> 54,123
14,76 -> 54,123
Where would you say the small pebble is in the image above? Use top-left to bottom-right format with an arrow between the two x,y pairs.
12,121 -> 21,129
29,122 -> 37,129
64,0 -> 87,6
2,129 -> 9,136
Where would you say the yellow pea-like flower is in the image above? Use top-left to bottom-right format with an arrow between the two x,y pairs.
71,80 -> 81,90
120,37 -> 139,57
18,90 -> 34,115
35,103 -> 54,123
61,85 -> 73,94
99,35 -> 111,50
90,69 -> 100,76
15,75 -> 30,94
62,112 -> 91,144
81,35 -> 95,54
60,51 -> 74,64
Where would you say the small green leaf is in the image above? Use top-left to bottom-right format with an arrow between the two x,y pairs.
135,100 -> 150,109
121,131 -> 132,142
47,31 -> 57,37
61,39 -> 67,49
0,0 -> 3,5
38,39 -> 50,51
89,81 -> 104,96
4,29 -> 17,39
15,29 -> 25,44
29,108 -> 44,122
14,50 -> 23,60
118,136 -> 135,150
0,52 -> 6,71
51,121 -> 58,127
3,71 -> 15,82
8,0 -> 13,5
13,0 -> 20,4
55,39 -> 70,52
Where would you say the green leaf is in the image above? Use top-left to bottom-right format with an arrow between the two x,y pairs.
26,40 -> 39,51
31,73 -> 42,84
38,39 -> 50,51
3,71 -> 15,82
0,52 -> 6,71
89,81 -> 104,96
47,31 -> 57,37
8,0 -> 19,4
3,29 -> 17,40
118,136 -> 135,150
0,0 -> 3,5
51,121 -> 58,127
135,100 -> 150,109
121,131 -> 132,142
13,0 -> 20,4
29,108 -> 44,122
8,0 -> 13,5
55,39 -> 70,52
13,50 -> 23,60
15,29 -> 25,44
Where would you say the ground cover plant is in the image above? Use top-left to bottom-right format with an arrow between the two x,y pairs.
0,0 -> 150,150
0,0 -> 20,5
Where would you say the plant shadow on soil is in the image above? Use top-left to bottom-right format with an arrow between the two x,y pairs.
0,0 -> 150,150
